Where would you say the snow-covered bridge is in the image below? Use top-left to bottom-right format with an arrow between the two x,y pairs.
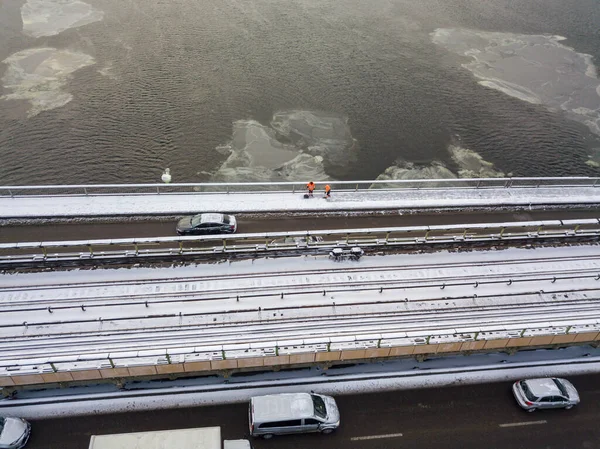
1,245 -> 599,390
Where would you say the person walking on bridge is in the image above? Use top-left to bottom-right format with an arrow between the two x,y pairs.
324,184 -> 331,199
306,181 -> 316,198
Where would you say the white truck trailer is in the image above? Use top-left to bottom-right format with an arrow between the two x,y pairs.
88,426 -> 251,449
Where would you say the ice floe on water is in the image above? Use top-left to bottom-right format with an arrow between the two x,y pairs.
270,110 -> 359,177
210,111 -> 358,184
1,48 -> 95,117
21,0 -> 104,38
210,119 -> 330,184
431,28 -> 600,139
448,145 -> 505,178
372,146 -> 505,187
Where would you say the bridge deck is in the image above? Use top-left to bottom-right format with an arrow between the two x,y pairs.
2,244 -> 600,366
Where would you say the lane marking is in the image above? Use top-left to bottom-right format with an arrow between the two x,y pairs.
499,420 -> 547,428
351,432 -> 404,441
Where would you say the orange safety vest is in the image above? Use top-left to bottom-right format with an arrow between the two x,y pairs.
306,182 -> 315,191
325,184 -> 331,193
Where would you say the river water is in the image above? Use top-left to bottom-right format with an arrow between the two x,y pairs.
0,0 -> 599,185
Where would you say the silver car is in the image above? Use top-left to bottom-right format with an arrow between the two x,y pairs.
0,417 -> 31,449
512,378 -> 580,412
249,392 -> 340,439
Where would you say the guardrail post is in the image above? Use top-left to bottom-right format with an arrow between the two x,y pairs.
42,246 -> 48,259
88,244 -> 94,257
134,243 -> 139,256
355,184 -> 358,192
385,232 -> 390,243
83,187 -> 88,196
476,180 -> 481,188
292,185 -> 295,193
424,230 -> 430,241
8,189 -> 13,197
156,186 -> 160,194
109,358 -> 115,368
345,233 -> 349,244
574,224 -> 580,233
223,239 -> 227,250
179,242 -> 183,254
594,179 -> 598,187
500,227 -> 506,238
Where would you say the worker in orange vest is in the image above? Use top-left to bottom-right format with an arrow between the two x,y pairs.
324,184 -> 331,198
306,181 -> 315,197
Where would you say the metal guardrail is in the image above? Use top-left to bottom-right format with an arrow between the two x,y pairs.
1,177 -> 599,197
1,219 -> 598,265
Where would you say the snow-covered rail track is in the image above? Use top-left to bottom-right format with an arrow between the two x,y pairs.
1,245 -> 600,367
2,253 -> 600,308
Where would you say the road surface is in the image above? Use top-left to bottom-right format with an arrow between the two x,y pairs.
25,374 -> 600,449
2,208 -> 600,243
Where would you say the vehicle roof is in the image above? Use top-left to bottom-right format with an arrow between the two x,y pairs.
523,378 -> 563,397
200,213 -> 224,224
89,427 -> 220,449
251,393 -> 314,422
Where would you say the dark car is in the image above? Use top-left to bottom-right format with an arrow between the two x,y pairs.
176,213 -> 237,236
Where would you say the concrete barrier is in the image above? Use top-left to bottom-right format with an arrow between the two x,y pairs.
2,322 -> 600,391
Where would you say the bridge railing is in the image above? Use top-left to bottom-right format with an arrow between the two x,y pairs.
1,219 -> 599,265
1,177 -> 599,197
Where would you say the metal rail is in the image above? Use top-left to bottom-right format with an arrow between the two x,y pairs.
1,177 -> 599,197
1,219 -> 599,265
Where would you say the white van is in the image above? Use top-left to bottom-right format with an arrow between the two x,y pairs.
249,393 -> 340,439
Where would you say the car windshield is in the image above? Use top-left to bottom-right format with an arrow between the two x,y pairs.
520,381 -> 538,401
552,379 -> 568,397
0,417 -> 4,432
190,215 -> 203,227
312,394 -> 327,419
223,216 -> 231,224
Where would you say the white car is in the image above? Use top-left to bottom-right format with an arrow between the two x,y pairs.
0,417 -> 31,449
512,378 -> 580,412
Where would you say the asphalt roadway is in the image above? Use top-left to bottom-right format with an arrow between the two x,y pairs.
26,374 -> 600,449
2,208 -> 600,243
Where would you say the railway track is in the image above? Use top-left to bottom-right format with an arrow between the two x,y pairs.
1,247 -> 600,362
3,252 -> 600,307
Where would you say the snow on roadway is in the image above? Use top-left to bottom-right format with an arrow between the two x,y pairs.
3,185 -> 600,218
